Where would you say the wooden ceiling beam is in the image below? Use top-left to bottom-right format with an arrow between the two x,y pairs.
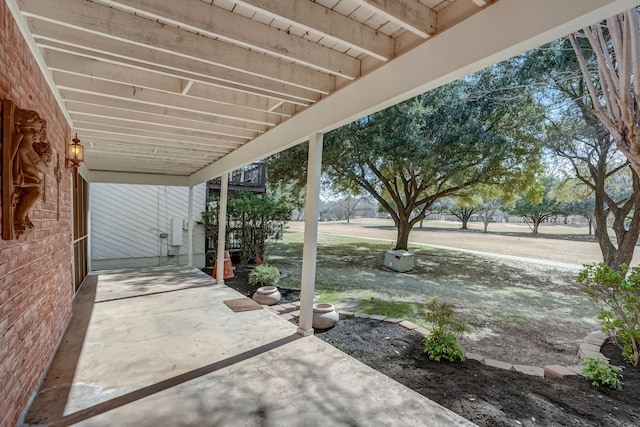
69,113 -> 251,145
234,0 -> 395,61
79,133 -> 232,154
35,32 -> 320,104
352,0 -> 437,38
72,122 -> 244,148
65,102 -> 258,140
53,71 -> 282,127
101,0 -> 361,79
60,90 -> 269,133
20,0 -> 334,92
45,50 -> 293,117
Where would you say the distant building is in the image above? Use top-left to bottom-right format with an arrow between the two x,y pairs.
206,161 -> 266,199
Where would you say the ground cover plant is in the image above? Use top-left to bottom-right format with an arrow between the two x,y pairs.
581,357 -> 624,390
423,297 -> 469,362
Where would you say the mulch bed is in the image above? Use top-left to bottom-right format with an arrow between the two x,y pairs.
317,317 -> 640,427
206,266 -> 300,304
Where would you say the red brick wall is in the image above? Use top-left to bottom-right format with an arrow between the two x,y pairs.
0,3 -> 73,426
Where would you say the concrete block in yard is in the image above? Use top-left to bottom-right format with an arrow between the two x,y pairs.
484,359 -> 513,371
292,301 -> 301,308
384,318 -> 403,324
369,314 -> 387,321
354,313 -> 370,319
512,364 -> 545,377
544,365 -> 577,378
384,250 -> 415,272
466,353 -> 485,363
339,311 -> 355,319
290,310 -> 300,319
399,320 -> 419,330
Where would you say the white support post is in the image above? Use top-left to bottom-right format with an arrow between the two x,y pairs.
86,182 -> 92,273
298,132 -> 323,336
216,173 -> 229,284
187,185 -> 194,267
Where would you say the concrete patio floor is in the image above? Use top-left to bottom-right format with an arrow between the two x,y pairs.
23,266 -> 475,427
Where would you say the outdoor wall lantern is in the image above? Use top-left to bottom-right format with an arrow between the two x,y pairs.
66,133 -> 84,187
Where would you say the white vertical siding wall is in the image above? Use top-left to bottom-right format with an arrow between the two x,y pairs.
90,183 -> 206,269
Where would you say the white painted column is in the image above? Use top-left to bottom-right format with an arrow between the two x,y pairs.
187,185 -> 194,267
86,181 -> 92,273
216,173 -> 229,284
298,133 -> 323,336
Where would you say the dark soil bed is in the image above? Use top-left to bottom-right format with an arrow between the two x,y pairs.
204,266 -> 300,304
317,317 -> 640,427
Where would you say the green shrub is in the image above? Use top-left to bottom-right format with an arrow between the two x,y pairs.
249,264 -> 280,286
577,263 -> 640,366
581,357 -> 623,390
423,297 -> 469,362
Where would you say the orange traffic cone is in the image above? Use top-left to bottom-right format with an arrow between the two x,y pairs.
213,250 -> 235,280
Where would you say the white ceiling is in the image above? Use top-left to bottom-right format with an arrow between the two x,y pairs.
7,0 -> 640,186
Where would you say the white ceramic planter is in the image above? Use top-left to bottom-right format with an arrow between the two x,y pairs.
252,286 -> 281,306
312,303 -> 339,329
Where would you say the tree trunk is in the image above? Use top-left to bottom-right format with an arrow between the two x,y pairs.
461,217 -> 469,229
593,190 -> 617,267
610,195 -> 640,269
394,220 -> 412,250
587,219 -> 592,237
532,213 -> 540,235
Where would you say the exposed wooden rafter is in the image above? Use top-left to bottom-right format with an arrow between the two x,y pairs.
6,0 -> 638,183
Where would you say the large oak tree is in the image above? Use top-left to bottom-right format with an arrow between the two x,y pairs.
268,67 -> 542,250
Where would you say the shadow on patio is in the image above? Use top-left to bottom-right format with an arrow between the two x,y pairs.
24,266 -> 474,427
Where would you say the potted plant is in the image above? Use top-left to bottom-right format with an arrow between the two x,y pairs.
249,263 -> 280,286
250,264 -> 281,305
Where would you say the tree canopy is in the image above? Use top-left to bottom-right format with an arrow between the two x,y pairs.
268,65 -> 543,250
519,35 -> 640,268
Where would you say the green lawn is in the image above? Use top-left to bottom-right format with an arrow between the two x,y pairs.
268,230 -> 598,331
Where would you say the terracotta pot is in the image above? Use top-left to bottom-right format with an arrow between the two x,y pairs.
312,303 -> 339,329
252,286 -> 281,306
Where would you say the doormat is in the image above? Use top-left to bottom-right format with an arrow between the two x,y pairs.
223,297 -> 263,312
